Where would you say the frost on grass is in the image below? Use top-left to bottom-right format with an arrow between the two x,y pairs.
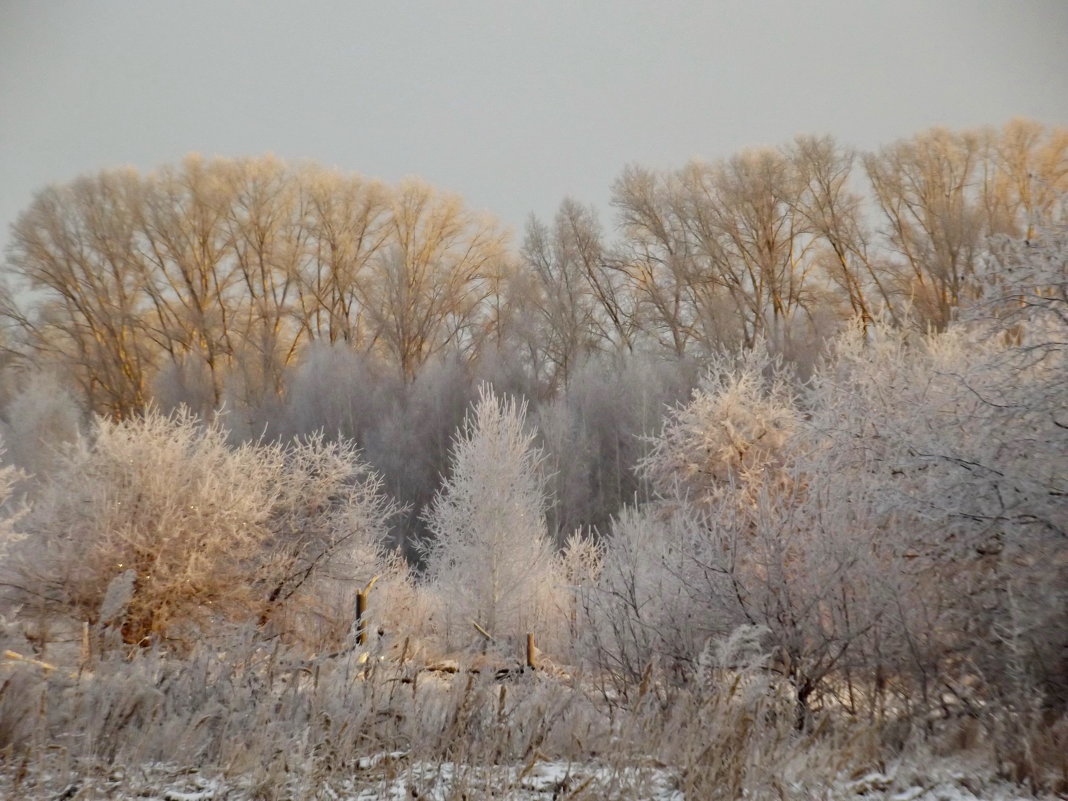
0,756 -> 1053,801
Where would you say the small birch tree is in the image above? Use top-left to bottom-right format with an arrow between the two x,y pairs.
422,385 -> 559,651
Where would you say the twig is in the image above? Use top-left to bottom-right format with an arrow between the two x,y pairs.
3,649 -> 58,672
472,621 -> 495,642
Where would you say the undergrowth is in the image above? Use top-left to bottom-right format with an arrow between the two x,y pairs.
1,630 -> 1061,800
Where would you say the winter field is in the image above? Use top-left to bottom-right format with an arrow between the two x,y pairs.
0,123 -> 1065,798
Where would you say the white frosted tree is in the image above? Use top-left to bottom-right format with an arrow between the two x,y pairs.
0,438 -> 26,562
1,372 -> 83,480
422,385 -> 560,651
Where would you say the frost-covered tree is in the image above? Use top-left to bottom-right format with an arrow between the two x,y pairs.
862,121 -> 1067,330
421,385 -> 560,650
0,439 -> 26,563
363,180 -> 509,380
277,343 -> 390,442
537,353 -> 695,540
0,372 -> 83,480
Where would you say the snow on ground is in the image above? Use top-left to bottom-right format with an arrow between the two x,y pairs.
343,758 -> 684,800
0,758 -> 1055,801
0,759 -> 683,801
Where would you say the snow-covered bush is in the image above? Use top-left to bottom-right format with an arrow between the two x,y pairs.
0,440 -> 25,563
969,226 -> 1068,349
421,385 -> 563,653
555,530 -> 603,662
639,344 -> 799,508
584,346 -> 863,706
11,409 -> 281,645
809,309 -> 1067,710
10,408 -> 396,649
256,432 -> 401,648
605,289 -> 1067,721
584,504 -> 724,691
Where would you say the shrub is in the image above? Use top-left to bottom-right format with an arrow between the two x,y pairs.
11,409 -> 395,649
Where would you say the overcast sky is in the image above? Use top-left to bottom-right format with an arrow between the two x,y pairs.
2,1 -> 1066,253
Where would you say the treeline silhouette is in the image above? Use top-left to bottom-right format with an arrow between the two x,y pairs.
2,119 -> 1063,418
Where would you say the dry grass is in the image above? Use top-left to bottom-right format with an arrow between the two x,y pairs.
0,633 -> 1057,799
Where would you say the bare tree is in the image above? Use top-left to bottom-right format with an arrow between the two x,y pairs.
788,134 -> 898,327
984,118 -> 1068,241
134,155 -> 241,407
612,165 -> 703,355
362,180 -> 509,380
864,128 -> 994,329
297,166 -> 392,346
221,157 -> 307,406
521,199 -> 631,388
4,170 -> 153,417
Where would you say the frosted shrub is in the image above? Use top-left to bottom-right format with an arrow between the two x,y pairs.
13,409 -> 283,644
421,385 -> 563,654
554,530 -> 603,663
12,409 -> 397,649
794,302 -> 1067,715
640,344 -> 799,508
258,432 -> 400,648
586,504 -> 729,690
0,439 -> 26,562
970,227 -> 1068,349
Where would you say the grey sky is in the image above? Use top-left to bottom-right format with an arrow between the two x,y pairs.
2,1 -> 1066,253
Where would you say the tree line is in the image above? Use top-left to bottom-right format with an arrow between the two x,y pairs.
2,119 -> 1064,418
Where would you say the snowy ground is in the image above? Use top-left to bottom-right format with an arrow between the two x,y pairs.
0,757 -> 1053,800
